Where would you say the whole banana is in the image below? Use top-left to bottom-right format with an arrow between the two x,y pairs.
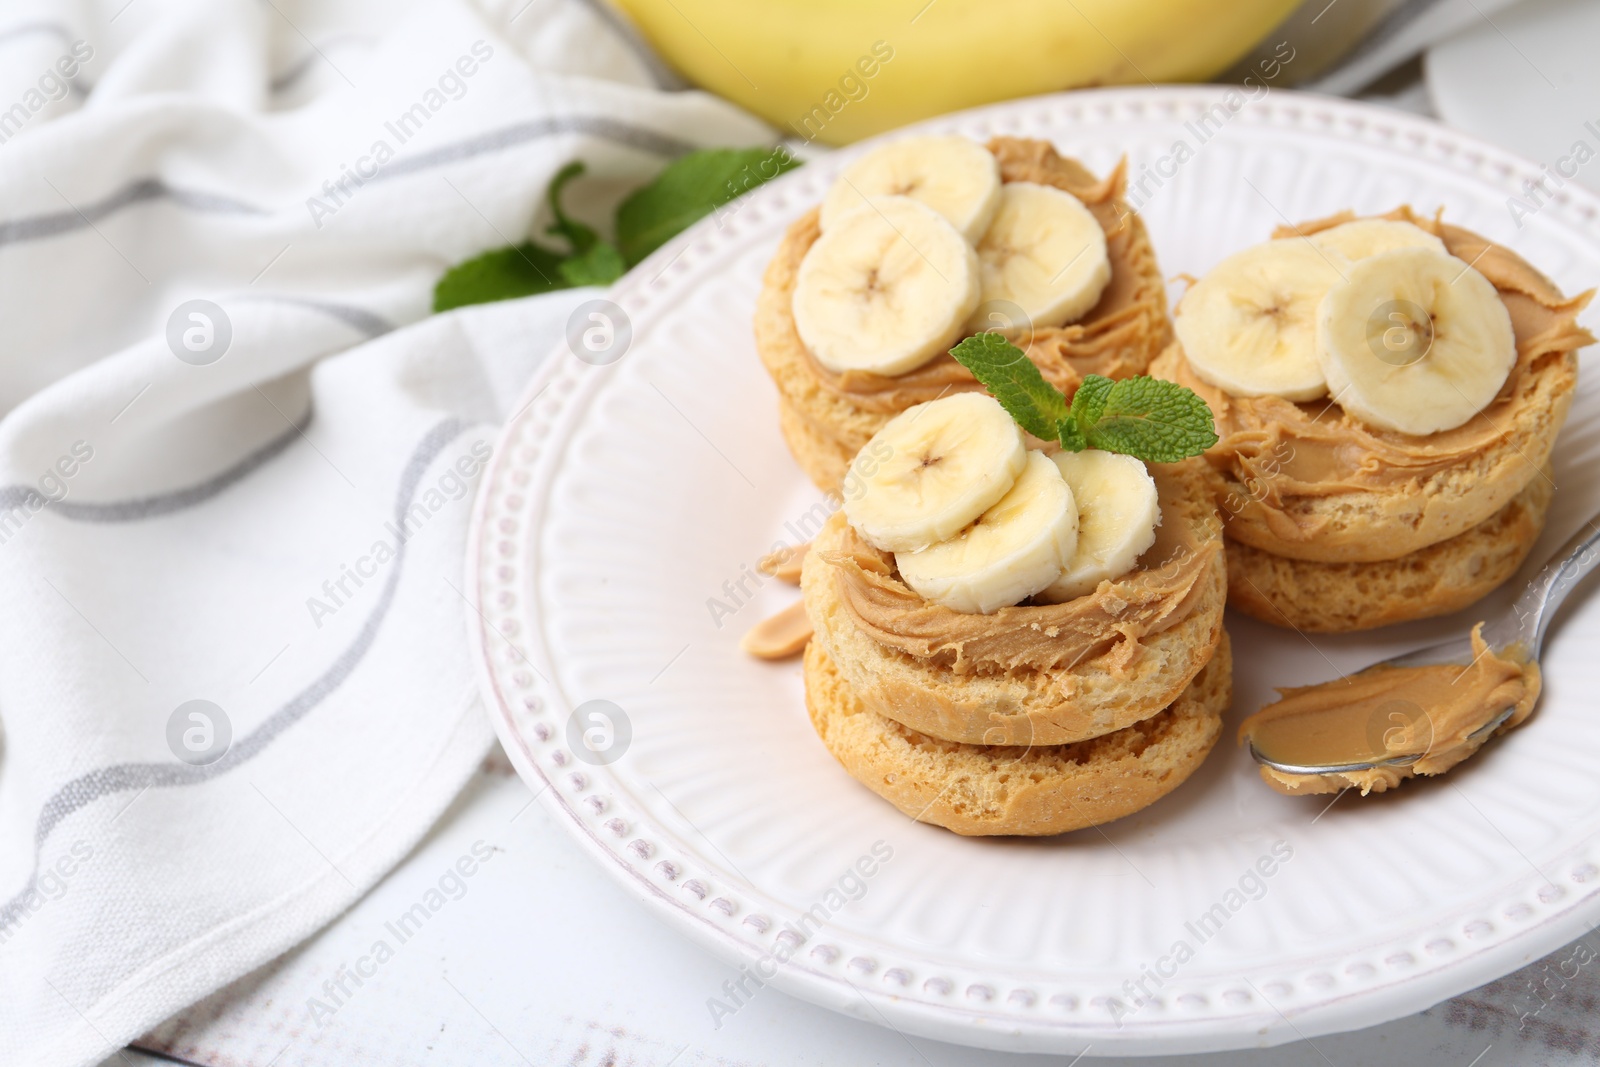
609,0 -> 1303,145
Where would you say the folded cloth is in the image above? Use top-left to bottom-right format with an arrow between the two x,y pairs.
0,1 -> 771,1064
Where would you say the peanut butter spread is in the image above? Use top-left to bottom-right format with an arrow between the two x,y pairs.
822,466 -> 1219,675
785,138 -> 1171,415
1166,208 -> 1593,547
1239,624 -> 1541,795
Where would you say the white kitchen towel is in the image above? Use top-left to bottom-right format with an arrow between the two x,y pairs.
0,1 -> 772,1064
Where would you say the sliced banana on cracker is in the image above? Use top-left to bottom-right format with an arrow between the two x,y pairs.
1039,450 -> 1160,602
1311,218 -> 1446,260
841,392 -> 1026,553
1174,239 -> 1352,401
896,451 -> 1078,615
793,195 -> 980,377
819,135 -> 1002,241
965,181 -> 1111,332
1317,246 -> 1516,436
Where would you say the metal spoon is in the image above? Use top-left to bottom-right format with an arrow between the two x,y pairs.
1249,509 -> 1600,776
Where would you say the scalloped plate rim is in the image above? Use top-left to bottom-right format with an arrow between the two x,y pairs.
465,85 -> 1600,1056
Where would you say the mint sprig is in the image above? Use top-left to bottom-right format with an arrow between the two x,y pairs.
615,146 -> 799,265
433,147 -> 797,313
949,335 -> 1218,463
432,160 -> 616,312
545,161 -> 601,257
544,161 -> 627,287
1083,375 -> 1220,462
945,332 -> 1068,440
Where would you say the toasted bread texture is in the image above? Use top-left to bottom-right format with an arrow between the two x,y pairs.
802,460 -> 1226,745
804,632 -> 1230,836
1225,464 -> 1553,632
757,137 -> 1172,493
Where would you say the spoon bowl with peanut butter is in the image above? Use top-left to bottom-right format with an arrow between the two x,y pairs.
1243,513 -> 1600,788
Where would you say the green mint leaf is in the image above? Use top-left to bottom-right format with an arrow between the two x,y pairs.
1081,376 -> 1219,463
433,148 -> 802,312
432,241 -> 569,312
1056,415 -> 1087,451
545,161 -> 599,254
615,146 -> 799,266
1069,374 -> 1115,429
558,241 -> 625,287
945,341 -> 1216,461
434,160 -> 626,311
948,333 -> 1069,442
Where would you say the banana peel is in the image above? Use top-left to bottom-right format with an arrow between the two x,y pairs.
609,0 -> 1303,144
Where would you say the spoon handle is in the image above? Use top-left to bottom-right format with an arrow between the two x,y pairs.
1503,510 -> 1600,658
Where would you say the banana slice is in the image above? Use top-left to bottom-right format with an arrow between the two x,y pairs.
1317,246 -> 1516,436
842,392 -> 1026,553
896,452 -> 1078,614
1038,450 -> 1160,603
1312,218 -> 1446,260
1173,239 -> 1353,401
793,195 -> 981,376
963,181 -> 1111,333
819,135 -> 1001,241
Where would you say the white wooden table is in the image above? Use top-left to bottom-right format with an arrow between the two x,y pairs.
103,750 -> 1600,1067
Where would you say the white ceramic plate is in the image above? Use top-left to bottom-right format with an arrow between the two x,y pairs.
466,87 -> 1600,1056
1426,0 -> 1600,196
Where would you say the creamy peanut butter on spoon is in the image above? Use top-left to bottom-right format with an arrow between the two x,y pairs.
1243,513 -> 1600,796
1241,626 -> 1539,795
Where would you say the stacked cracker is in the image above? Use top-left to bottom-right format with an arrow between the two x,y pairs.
755,136 -> 1171,494
801,459 -> 1230,836
749,130 -> 1233,834
1153,209 -> 1593,632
